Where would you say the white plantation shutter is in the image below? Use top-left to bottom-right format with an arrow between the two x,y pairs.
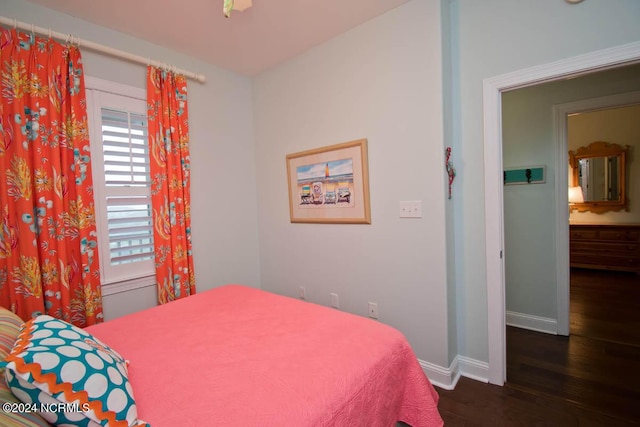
87,79 -> 155,292
106,196 -> 154,266
101,109 -> 154,266
102,109 -> 150,187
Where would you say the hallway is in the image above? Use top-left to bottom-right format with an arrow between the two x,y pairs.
437,268 -> 640,426
506,268 -> 640,423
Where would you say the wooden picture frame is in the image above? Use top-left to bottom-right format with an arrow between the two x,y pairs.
286,139 -> 371,224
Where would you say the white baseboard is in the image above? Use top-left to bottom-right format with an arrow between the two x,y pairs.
418,314 -> 556,390
506,310 -> 557,335
420,314 -> 556,390
419,358 -> 460,390
456,356 -> 489,383
419,355 -> 489,390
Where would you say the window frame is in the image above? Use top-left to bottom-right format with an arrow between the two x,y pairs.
86,76 -> 155,296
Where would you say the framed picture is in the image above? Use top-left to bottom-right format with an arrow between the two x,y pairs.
286,139 -> 371,224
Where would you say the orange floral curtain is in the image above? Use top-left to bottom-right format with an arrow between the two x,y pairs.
147,66 -> 196,304
0,29 -> 102,327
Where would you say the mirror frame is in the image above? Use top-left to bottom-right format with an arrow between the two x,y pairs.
569,141 -> 629,214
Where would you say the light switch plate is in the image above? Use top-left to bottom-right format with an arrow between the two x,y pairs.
399,200 -> 422,218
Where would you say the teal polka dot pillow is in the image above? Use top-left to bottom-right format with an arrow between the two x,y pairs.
3,315 -> 149,427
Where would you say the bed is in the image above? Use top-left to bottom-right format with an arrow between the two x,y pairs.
1,285 -> 443,426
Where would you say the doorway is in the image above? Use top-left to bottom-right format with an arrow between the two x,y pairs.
483,40 -> 640,386
501,79 -> 640,340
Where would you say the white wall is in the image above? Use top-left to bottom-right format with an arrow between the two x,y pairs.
253,0 -> 450,366
453,0 -> 640,362
2,0 -> 261,320
502,65 -> 640,323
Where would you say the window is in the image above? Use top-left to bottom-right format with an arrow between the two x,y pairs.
101,108 -> 153,265
86,77 -> 155,295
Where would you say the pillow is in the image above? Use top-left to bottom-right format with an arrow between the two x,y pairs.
3,315 -> 149,427
0,307 -> 23,359
1,307 -> 52,427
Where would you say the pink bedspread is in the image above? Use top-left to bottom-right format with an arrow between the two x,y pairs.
86,285 -> 443,426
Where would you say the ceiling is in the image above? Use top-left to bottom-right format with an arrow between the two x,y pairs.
26,0 -> 411,76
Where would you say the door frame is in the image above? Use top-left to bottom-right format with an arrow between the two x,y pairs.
483,40 -> 640,386
553,88 -> 640,328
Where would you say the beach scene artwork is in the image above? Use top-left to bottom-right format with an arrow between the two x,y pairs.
296,158 -> 355,208
286,138 -> 370,223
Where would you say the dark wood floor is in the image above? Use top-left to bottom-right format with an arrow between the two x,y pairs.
435,268 -> 640,426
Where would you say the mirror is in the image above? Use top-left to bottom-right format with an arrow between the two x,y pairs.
569,141 -> 629,213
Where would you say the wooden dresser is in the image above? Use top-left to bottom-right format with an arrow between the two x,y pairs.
570,224 -> 640,273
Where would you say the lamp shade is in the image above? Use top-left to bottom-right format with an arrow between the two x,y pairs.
568,186 -> 584,203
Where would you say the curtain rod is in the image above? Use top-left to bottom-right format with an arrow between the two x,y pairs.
0,16 -> 206,83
